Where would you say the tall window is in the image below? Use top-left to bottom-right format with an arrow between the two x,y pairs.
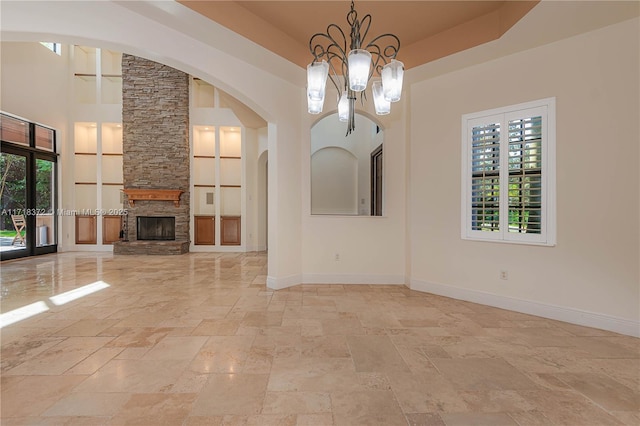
461,98 -> 556,245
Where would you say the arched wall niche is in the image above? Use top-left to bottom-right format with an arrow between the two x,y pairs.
311,147 -> 358,215
310,112 -> 384,216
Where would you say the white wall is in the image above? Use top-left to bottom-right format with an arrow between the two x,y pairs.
244,127 -> 258,250
0,42 -> 74,249
409,17 -> 639,335
301,92 -> 407,284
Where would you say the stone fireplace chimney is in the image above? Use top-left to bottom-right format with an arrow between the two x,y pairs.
115,54 -> 190,254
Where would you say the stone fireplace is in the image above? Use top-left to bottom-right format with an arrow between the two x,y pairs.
113,54 -> 190,255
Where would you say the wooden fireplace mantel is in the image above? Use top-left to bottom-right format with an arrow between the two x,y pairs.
122,189 -> 183,207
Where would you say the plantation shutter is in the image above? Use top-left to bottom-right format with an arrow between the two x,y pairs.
507,115 -> 542,234
470,121 -> 501,232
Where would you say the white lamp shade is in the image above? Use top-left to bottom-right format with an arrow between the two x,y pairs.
307,60 -> 329,101
338,91 -> 349,122
381,59 -> 404,102
307,95 -> 324,114
347,49 -> 371,92
372,80 -> 390,115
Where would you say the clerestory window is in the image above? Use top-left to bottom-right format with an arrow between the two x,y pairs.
40,42 -> 61,55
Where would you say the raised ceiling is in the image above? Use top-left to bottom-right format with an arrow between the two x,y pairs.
179,1 -> 540,69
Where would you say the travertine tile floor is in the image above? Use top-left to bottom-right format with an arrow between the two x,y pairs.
1,252 -> 638,425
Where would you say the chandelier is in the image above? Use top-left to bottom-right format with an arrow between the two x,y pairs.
307,0 -> 404,135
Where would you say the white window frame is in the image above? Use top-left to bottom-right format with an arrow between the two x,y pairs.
461,97 -> 556,246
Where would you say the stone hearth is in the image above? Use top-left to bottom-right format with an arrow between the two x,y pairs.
113,240 -> 189,255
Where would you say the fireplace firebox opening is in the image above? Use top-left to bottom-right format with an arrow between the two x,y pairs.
136,216 -> 176,241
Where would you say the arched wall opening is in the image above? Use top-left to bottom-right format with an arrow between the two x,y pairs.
1,0 -> 305,284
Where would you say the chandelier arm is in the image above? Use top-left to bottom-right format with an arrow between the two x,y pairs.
326,23 -> 348,57
326,73 -> 342,96
364,33 -> 401,61
367,44 -> 384,78
323,49 -> 348,91
358,14 -> 372,48
359,91 -> 367,106
309,23 -> 348,61
325,52 -> 344,94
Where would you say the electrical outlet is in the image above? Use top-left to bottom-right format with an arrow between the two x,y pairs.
334,253 -> 340,261
500,270 -> 508,280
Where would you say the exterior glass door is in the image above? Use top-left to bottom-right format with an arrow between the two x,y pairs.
35,158 -> 55,247
1,152 -> 28,255
1,113 -> 57,260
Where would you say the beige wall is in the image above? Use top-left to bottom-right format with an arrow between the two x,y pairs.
0,42 -> 69,129
311,147 -> 358,215
409,18 -> 639,328
1,42 -> 75,249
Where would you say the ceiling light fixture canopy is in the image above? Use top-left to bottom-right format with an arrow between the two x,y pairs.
307,0 -> 404,135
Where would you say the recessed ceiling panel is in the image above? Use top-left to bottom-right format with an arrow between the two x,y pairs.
180,0 -> 539,68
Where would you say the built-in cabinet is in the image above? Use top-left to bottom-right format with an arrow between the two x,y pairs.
191,78 -> 244,248
220,216 -> 241,245
73,46 -> 124,246
75,215 -> 96,244
103,215 -> 123,244
194,215 -> 215,245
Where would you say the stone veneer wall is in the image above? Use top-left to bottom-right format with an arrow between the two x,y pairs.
121,54 -> 190,245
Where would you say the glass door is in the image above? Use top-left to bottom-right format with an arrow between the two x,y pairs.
1,151 -> 28,256
35,157 -> 55,248
1,113 -> 58,260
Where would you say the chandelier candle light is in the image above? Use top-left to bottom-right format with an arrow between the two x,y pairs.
307,0 -> 404,135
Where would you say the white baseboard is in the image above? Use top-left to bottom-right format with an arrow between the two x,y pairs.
410,279 -> 640,338
267,273 -> 406,289
302,273 -> 406,285
267,274 -> 302,290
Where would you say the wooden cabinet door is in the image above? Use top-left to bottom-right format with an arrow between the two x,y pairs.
75,215 -> 97,244
195,216 -> 215,245
221,216 -> 241,245
103,215 -> 122,244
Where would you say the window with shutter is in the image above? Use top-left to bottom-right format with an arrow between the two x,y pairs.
462,98 -> 556,245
